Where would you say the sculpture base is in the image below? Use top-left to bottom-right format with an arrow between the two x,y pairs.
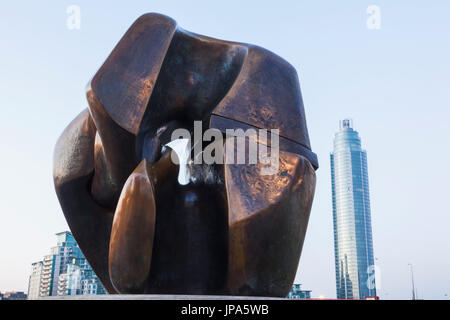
40,294 -> 284,300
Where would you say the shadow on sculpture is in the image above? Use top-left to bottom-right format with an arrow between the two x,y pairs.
53,13 -> 318,297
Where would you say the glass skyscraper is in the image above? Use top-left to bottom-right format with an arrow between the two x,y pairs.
330,119 -> 376,299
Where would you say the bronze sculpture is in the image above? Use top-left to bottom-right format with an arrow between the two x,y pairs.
53,13 -> 318,297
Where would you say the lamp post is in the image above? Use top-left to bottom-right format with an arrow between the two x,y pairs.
408,263 -> 416,300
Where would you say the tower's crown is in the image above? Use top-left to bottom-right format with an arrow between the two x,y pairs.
340,119 -> 353,130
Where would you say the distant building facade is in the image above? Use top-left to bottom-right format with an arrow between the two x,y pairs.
331,119 -> 376,299
27,261 -> 43,300
27,231 -> 106,299
1,291 -> 27,300
287,284 -> 311,299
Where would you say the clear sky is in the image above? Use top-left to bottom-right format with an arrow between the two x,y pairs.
0,1 -> 449,299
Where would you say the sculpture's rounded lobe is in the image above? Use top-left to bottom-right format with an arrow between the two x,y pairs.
109,160 -> 156,293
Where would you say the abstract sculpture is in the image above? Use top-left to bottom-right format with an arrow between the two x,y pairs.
53,13 -> 318,297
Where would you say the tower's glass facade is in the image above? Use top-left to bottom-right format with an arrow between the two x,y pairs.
330,119 -> 376,299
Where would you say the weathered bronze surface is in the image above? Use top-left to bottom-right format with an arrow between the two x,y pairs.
53,13 -> 318,296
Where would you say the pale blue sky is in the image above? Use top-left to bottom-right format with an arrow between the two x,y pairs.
0,1 -> 449,299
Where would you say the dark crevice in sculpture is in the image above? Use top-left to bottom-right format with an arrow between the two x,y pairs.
146,178 -> 229,294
